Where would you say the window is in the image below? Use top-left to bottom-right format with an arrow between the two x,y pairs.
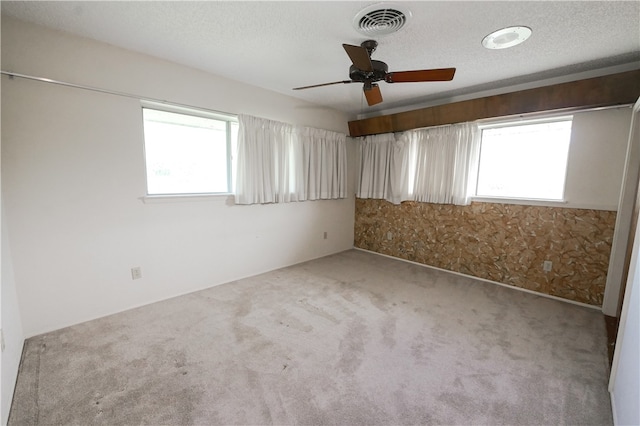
475,117 -> 572,201
142,104 -> 238,195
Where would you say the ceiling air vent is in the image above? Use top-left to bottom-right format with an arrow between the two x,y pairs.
353,3 -> 412,36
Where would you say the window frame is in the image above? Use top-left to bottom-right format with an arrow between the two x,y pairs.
141,101 -> 238,198
472,115 -> 573,205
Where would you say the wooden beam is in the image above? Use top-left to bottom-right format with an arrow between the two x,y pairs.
348,69 -> 640,137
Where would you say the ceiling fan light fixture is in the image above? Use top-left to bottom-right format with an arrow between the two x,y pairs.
293,40 -> 455,108
482,26 -> 532,49
353,3 -> 412,36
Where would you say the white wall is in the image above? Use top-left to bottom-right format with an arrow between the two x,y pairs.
1,16 -> 356,338
564,108 -> 632,211
1,202 -> 24,426
609,99 -> 640,425
610,247 -> 640,425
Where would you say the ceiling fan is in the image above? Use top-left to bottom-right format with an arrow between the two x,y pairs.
293,40 -> 456,107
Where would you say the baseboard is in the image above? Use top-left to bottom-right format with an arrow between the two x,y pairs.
610,391 -> 618,425
4,337 -> 26,426
354,247 -> 601,311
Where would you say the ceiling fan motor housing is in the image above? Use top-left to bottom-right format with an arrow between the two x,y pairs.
349,60 -> 388,82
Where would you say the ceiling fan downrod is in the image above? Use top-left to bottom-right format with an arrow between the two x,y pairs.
360,39 -> 378,56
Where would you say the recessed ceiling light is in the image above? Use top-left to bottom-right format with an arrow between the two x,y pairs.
482,26 -> 532,49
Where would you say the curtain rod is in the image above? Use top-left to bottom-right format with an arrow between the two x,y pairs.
0,70 -> 232,116
6,70 -> 630,125
474,103 -> 633,125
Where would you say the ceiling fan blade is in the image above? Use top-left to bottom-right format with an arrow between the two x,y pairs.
364,84 -> 383,106
385,68 -> 456,83
293,80 -> 353,90
343,43 -> 373,72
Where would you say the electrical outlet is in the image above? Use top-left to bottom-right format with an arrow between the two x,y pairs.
323,231 -> 328,240
131,267 -> 142,280
543,260 -> 552,272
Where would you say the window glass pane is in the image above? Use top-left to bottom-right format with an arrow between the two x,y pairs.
143,108 -> 229,195
476,119 -> 572,200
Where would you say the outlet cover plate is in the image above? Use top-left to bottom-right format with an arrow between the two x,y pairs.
131,267 -> 142,280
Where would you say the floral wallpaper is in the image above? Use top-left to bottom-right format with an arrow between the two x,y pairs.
354,199 -> 617,306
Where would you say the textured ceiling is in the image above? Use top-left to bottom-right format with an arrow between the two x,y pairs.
2,1 -> 640,118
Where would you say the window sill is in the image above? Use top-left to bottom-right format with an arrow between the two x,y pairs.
471,196 -> 568,208
140,193 -> 235,204
472,197 -> 618,211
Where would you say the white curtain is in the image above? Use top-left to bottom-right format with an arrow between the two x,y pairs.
355,122 -> 480,205
356,133 -> 395,200
405,122 -> 480,205
235,115 -> 347,205
300,128 -> 347,201
355,133 -> 412,204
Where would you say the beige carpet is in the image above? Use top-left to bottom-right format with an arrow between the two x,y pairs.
9,249 -> 612,425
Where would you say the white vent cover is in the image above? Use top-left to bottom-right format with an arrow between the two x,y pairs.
353,3 -> 412,36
